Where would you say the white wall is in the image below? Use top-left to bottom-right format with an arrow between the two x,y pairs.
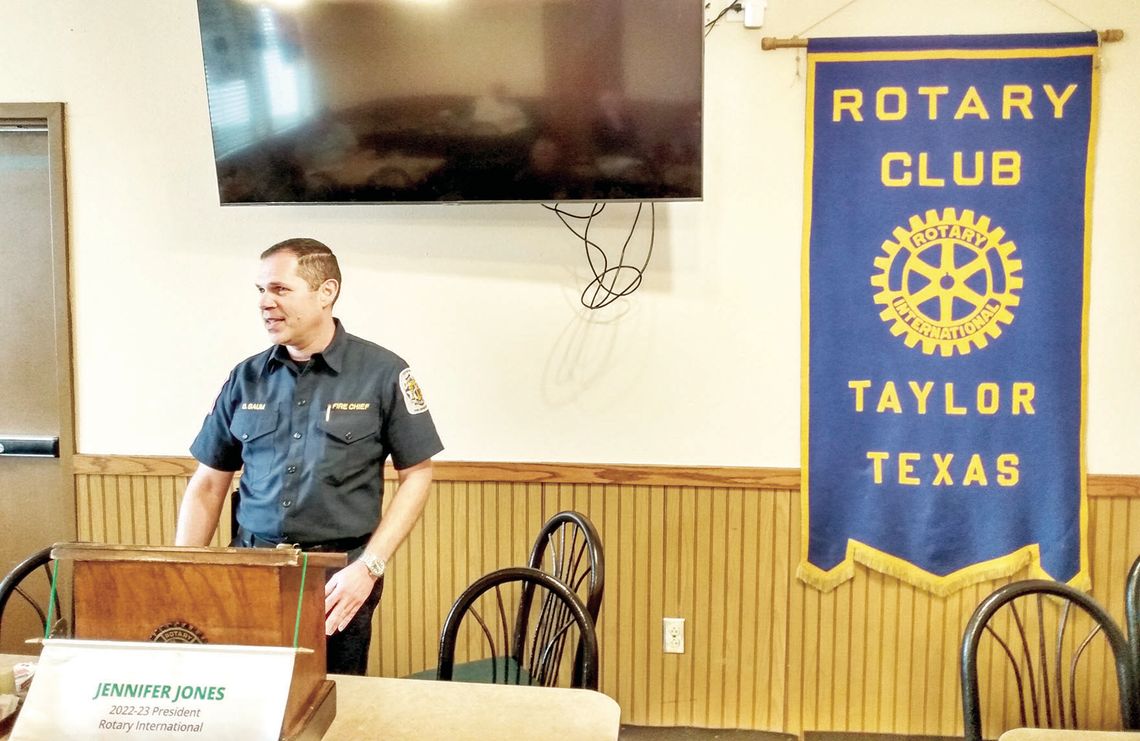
0,0 -> 1136,472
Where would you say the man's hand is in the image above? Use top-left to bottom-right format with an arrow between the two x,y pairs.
321,459 -> 433,636
324,560 -> 377,635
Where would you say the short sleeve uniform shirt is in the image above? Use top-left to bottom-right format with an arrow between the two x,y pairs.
191,320 -> 444,543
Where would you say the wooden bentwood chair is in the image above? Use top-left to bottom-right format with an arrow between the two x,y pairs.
1125,554 -> 1140,683
960,579 -> 1140,741
527,511 -> 605,687
436,566 -> 599,690
0,545 -> 68,645
527,511 -> 605,623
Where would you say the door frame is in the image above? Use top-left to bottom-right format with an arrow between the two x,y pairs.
0,102 -> 76,532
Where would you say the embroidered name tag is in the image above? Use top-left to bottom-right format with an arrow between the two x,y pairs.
240,403 -> 267,411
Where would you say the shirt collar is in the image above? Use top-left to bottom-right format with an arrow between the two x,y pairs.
263,318 -> 346,375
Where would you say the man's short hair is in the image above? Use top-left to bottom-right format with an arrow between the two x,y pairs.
261,237 -> 342,303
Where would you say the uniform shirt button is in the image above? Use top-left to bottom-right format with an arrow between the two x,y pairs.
287,465 -> 297,474
345,432 -> 353,440
297,399 -> 307,406
241,433 -> 249,440
293,432 -> 302,439
282,499 -> 293,508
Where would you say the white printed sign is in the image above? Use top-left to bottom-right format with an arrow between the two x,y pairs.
12,638 -> 296,741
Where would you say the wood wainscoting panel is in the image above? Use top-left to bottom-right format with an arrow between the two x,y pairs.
75,470 -> 230,547
72,455 -> 1140,738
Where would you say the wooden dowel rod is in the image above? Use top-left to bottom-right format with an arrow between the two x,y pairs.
761,37 -> 806,50
761,29 -> 1123,51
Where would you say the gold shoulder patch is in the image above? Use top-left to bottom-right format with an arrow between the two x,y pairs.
399,368 -> 428,415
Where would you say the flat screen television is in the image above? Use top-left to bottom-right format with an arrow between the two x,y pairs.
195,0 -> 703,205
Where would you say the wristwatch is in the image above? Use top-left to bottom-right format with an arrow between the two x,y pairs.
359,552 -> 386,579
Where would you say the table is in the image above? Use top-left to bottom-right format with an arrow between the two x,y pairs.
325,674 -> 619,740
0,652 -> 620,740
998,730 -> 1140,741
802,729 -> 962,734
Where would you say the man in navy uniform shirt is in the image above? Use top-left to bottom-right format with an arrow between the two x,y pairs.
175,238 -> 443,674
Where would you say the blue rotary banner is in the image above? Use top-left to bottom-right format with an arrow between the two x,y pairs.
800,33 -> 1098,594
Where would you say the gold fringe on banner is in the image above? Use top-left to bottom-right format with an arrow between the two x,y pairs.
799,541 -> 1092,597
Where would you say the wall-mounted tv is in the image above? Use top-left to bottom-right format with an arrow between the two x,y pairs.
195,0 -> 703,205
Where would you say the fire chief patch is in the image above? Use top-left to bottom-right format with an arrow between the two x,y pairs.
399,368 -> 429,415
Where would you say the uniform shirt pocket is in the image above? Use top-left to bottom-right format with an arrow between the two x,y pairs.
317,412 -> 380,486
229,408 -> 279,485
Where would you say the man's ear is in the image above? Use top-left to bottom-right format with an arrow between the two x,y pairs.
319,279 -> 339,307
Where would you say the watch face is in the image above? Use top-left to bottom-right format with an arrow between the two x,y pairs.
363,554 -> 385,577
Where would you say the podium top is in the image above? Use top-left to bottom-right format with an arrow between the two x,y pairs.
50,543 -> 347,569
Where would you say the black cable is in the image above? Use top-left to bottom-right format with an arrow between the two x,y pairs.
543,203 -> 612,298
586,203 -> 643,308
543,202 -> 656,310
705,1 -> 742,36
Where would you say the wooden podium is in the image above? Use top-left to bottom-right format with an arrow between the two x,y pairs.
50,543 -> 346,741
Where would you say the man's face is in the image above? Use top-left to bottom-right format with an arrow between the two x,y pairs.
256,252 -> 329,348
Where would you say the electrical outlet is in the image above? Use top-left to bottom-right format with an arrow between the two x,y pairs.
663,617 -> 685,654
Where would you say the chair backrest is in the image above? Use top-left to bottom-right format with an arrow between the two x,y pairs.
527,511 -> 605,623
0,545 -> 66,645
960,579 -> 1140,741
1126,554 -> 1140,681
437,566 -> 599,690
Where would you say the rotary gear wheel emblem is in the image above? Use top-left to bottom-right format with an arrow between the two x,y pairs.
150,620 -> 207,644
871,207 -> 1023,356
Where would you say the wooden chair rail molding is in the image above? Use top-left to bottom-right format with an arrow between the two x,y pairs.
69,454 -> 1137,493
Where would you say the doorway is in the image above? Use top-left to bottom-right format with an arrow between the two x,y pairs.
0,103 -> 75,654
